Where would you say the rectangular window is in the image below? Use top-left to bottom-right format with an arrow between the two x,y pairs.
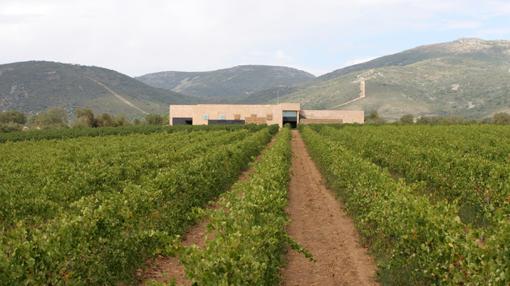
282,111 -> 298,118
219,114 -> 225,120
202,114 -> 209,120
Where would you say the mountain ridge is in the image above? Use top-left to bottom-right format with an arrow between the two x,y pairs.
136,65 -> 315,102
2,38 -> 510,120
0,61 -> 193,118
281,38 -> 510,119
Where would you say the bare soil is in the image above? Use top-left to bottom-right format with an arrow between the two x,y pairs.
281,131 -> 379,286
139,131 -> 378,285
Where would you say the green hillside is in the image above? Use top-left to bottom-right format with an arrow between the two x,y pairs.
281,38 -> 510,119
136,65 -> 315,102
0,61 -> 192,118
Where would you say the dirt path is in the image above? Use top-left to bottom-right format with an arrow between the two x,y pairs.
138,218 -> 208,285
281,131 -> 379,286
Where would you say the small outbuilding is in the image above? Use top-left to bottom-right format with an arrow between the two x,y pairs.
169,103 -> 364,127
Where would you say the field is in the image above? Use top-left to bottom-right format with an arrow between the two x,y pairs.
1,124 -> 509,285
302,124 -> 510,284
0,125 -> 282,284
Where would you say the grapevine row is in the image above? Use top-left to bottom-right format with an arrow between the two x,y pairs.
0,129 -> 251,227
0,124 -> 264,143
181,127 -> 292,285
0,125 -> 277,285
300,126 -> 507,285
315,125 -> 510,227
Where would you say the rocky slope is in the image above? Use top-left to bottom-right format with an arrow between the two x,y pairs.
0,61 -> 192,117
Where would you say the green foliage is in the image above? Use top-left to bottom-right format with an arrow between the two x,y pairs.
0,122 -> 24,133
315,124 -> 510,226
73,108 -> 139,128
113,114 -> 130,127
181,127 -> 292,285
30,107 -> 68,129
74,108 -> 96,128
0,110 -> 27,125
493,112 -> 510,124
365,111 -> 386,124
416,115 -> 470,125
0,125 -> 277,285
301,125 -> 510,284
144,114 -> 164,125
399,114 -> 414,124
0,124 -> 265,143
95,113 -> 115,127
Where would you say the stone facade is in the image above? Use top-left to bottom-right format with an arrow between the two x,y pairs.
169,103 -> 364,127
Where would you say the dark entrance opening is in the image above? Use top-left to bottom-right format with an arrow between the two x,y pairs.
208,119 -> 245,125
282,111 -> 298,128
172,117 -> 193,125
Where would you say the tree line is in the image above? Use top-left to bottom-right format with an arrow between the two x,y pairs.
365,111 -> 510,125
0,108 -> 168,133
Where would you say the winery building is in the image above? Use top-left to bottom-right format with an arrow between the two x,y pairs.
169,103 -> 364,127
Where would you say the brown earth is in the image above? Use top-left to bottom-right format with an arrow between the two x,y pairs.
281,131 -> 379,286
139,131 -> 378,285
138,219 -> 207,285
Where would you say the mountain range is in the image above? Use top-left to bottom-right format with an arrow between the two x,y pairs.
1,38 -> 509,119
136,65 -> 315,103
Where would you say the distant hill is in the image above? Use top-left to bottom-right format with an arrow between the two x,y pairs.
0,61 -> 192,118
136,65 -> 315,103
5,39 -> 510,121
280,38 -> 510,119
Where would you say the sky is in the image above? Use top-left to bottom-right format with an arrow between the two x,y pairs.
1,0 -> 510,76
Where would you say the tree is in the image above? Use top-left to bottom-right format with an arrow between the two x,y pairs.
493,112 -> 510,124
0,110 -> 27,125
399,114 -> 414,124
144,114 -> 164,125
0,123 -> 23,133
113,115 -> 129,127
31,108 -> 68,129
96,113 -> 114,127
439,116 -> 467,125
75,108 -> 96,128
365,111 -> 386,124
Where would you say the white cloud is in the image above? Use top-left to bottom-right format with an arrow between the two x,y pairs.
0,0 -> 508,76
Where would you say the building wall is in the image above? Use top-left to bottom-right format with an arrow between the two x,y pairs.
300,110 -> 364,124
170,104 -> 364,126
170,103 -> 301,127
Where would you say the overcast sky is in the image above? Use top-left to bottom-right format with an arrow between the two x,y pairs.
1,0 -> 509,76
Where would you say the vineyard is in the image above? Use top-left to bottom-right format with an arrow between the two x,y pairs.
301,124 -> 510,285
0,125 -> 280,285
1,123 -> 509,285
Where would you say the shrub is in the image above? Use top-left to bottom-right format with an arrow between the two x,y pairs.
493,112 -> 510,124
399,114 -> 414,124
